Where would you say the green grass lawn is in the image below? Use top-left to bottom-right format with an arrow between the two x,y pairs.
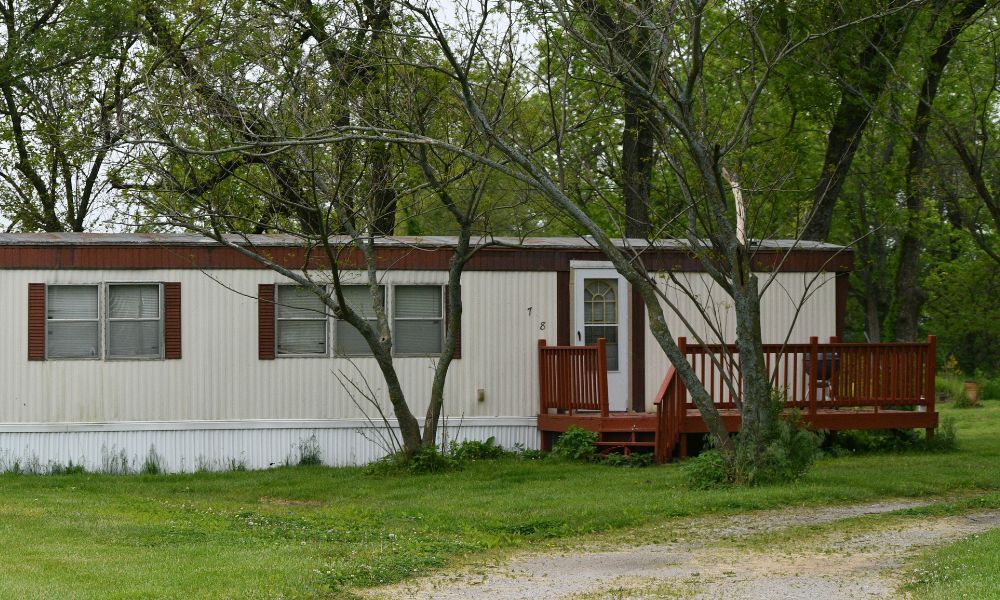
907,527 -> 1000,599
1,401 -> 998,599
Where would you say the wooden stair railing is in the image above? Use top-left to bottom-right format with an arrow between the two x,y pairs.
653,365 -> 685,462
538,339 -> 609,415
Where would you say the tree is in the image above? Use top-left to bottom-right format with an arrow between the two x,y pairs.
0,0 -> 137,231
800,0 -> 913,242
363,0 -> 906,478
124,0 -> 525,456
892,0 -> 988,341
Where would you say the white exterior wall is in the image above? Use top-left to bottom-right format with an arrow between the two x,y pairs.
0,418 -> 538,473
0,268 -> 556,470
641,271 -> 838,411
0,264 -> 838,471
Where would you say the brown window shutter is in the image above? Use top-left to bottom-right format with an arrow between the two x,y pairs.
28,283 -> 46,361
258,284 -> 276,360
445,285 -> 461,359
163,282 -> 182,359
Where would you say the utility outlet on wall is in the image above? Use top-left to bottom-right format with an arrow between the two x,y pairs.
476,388 -> 486,403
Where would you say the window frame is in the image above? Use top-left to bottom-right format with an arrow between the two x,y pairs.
44,283 -> 102,361
105,282 -> 165,361
274,284 -> 330,358
332,284 -> 385,357
391,284 -> 445,358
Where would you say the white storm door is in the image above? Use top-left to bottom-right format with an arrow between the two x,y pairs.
573,267 -> 628,411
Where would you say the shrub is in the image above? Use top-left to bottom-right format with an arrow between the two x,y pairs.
683,449 -> 728,489
925,417 -> 958,452
734,407 -> 820,485
550,426 -> 599,461
936,376 -> 969,404
827,428 -> 920,455
142,447 -> 164,475
49,461 -> 86,475
448,436 -> 509,461
297,435 -> 323,466
826,419 -> 957,455
688,392 -> 821,488
953,392 -> 978,409
602,452 -> 654,468
407,446 -> 458,473
511,443 -> 546,461
980,377 -> 1000,401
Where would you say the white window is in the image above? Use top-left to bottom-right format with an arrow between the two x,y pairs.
276,285 -> 328,356
334,285 -> 384,356
107,284 -> 163,359
46,285 -> 100,359
393,285 -> 443,355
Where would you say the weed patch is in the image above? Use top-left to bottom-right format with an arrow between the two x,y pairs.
550,426 -> 599,461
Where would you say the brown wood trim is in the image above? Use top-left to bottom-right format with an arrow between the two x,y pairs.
556,271 -> 570,345
27,283 -> 45,361
445,285 -> 461,359
163,282 -> 182,359
835,272 -> 849,339
258,284 -> 275,360
630,287 -> 646,411
0,244 -> 854,273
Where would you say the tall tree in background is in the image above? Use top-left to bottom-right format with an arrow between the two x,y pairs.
801,0 -> 912,242
893,0 -> 988,341
0,0 -> 136,231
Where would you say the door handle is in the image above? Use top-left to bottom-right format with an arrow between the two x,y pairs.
577,331 -> 581,341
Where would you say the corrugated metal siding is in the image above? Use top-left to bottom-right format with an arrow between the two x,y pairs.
642,272 -> 838,409
0,270 -> 557,424
0,419 -> 538,473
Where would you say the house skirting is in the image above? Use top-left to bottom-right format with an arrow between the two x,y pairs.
0,417 -> 539,473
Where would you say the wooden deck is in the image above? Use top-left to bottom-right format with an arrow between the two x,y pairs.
537,336 -> 938,461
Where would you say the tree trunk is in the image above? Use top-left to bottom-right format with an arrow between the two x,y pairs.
369,143 -> 398,235
373,353 -> 423,454
802,12 -> 909,241
622,93 -> 655,238
894,0 -> 984,341
731,271 -> 772,474
422,232 -> 467,446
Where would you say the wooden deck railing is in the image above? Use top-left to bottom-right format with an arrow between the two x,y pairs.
538,339 -> 609,416
674,335 -> 937,416
654,336 -> 937,460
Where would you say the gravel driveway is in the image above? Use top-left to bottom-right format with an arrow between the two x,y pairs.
366,499 -> 1000,599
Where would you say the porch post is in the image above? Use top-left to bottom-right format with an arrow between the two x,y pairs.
925,335 -> 937,435
538,339 -> 548,415
597,337 -> 609,417
809,336 -> 819,418
677,336 -> 688,409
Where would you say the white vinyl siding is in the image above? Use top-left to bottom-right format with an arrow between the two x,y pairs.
393,286 -> 443,355
46,285 -> 100,359
276,286 -> 328,356
334,285 -> 383,356
107,284 -> 163,359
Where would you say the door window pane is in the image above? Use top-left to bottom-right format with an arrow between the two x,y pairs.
583,279 -> 619,370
